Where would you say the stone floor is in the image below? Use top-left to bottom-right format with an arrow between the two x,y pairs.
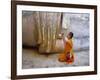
22,48 -> 89,69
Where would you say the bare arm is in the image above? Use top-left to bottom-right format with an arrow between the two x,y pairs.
62,33 -> 66,44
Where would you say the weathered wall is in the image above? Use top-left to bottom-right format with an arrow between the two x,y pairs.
22,11 -> 89,52
62,13 -> 89,51
22,11 -> 38,46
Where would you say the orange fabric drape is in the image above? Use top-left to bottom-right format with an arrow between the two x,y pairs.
58,39 -> 74,64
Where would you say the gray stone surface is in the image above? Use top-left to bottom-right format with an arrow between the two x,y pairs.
22,48 -> 89,69
62,13 -> 89,51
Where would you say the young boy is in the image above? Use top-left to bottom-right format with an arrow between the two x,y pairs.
58,32 -> 74,64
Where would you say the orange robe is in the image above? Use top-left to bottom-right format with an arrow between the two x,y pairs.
58,38 -> 74,64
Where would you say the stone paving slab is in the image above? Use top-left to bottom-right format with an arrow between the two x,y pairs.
22,49 -> 89,69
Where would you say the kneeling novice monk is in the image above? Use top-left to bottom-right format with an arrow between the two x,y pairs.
58,32 -> 74,64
